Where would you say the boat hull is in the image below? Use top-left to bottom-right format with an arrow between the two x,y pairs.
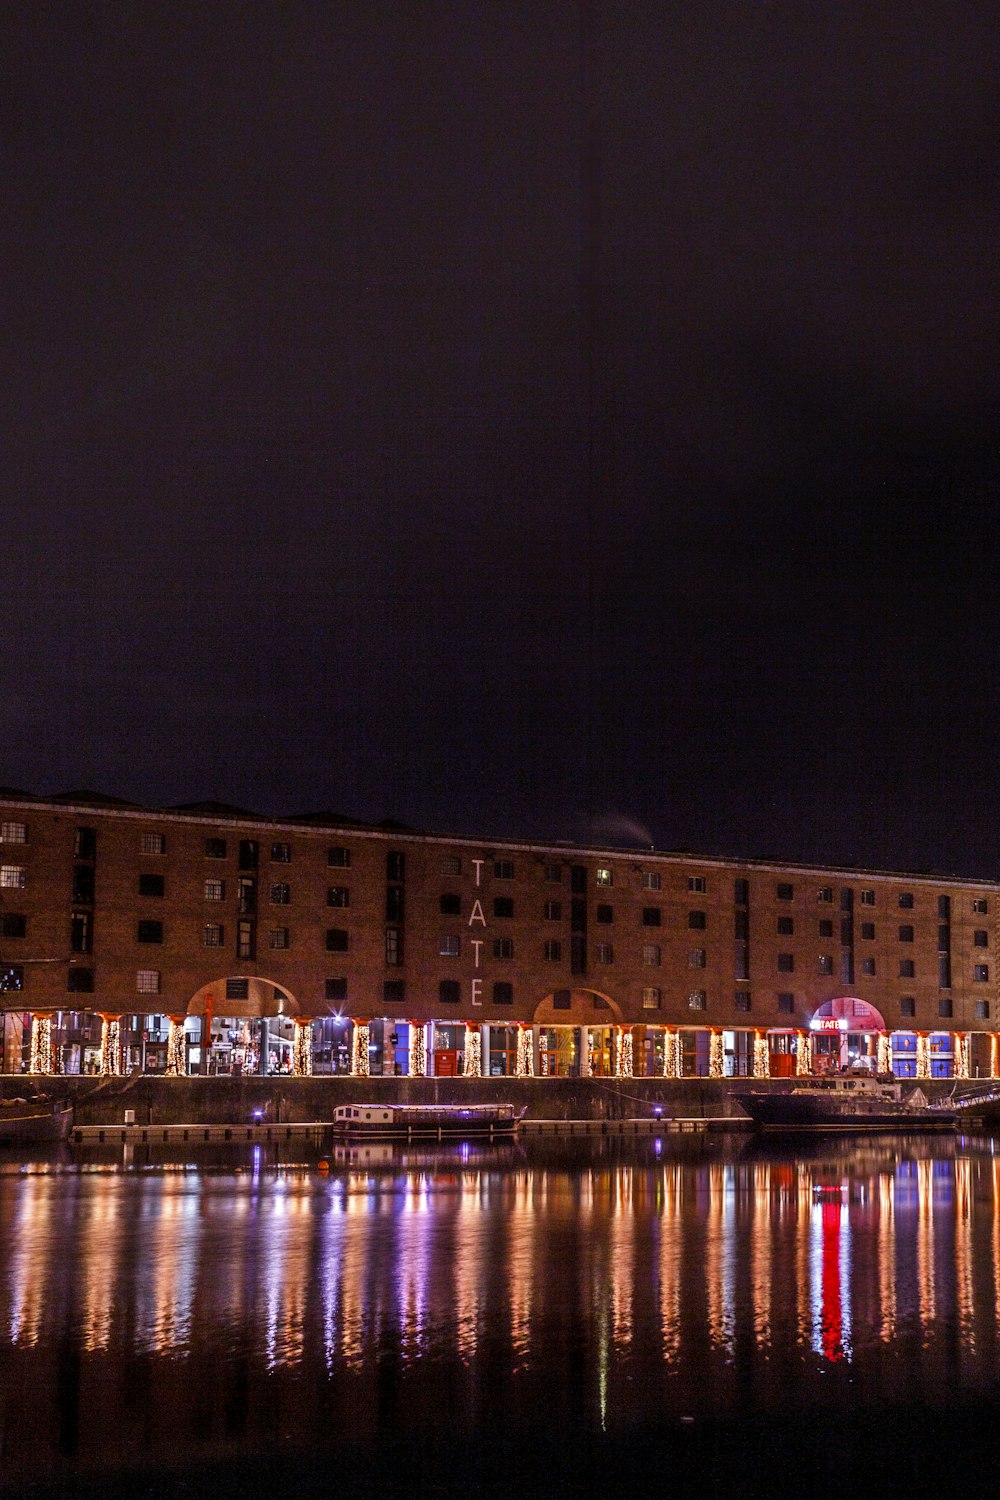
332,1106 -> 522,1140
733,1091 -> 957,1133
0,1106 -> 73,1145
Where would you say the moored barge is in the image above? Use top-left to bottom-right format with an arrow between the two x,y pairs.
733,1074 -> 959,1132
332,1103 -> 524,1139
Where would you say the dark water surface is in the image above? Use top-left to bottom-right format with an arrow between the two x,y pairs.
3,1131 -> 1000,1498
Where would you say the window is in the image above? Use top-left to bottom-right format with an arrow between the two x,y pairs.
328,846 -> 351,868
74,827 -> 96,859
688,910 -> 706,930
544,900 -> 562,921
595,903 -> 613,924
776,883 -> 793,901
898,892 -> 914,909
139,873 -> 164,898
385,927 -> 402,965
325,977 -> 348,1001
734,878 -> 749,905
860,922 -> 875,940
974,898 -> 989,915
226,978 -> 249,1001
140,833 -> 165,855
0,965 -> 24,992
70,911 -> 92,953
237,921 -> 255,960
734,992 -> 752,1012
819,919 -> 833,938
818,955 -> 833,976
977,1001 -> 991,1020
439,980 -> 460,1005
642,944 -> 661,966
1,913 -> 25,938
974,929 -> 989,948
72,865 -> 94,903
861,957 -> 876,977
270,842 -> 291,863
136,969 -> 161,994
493,937 -> 514,960
571,866 -> 587,894
493,982 -> 513,1005
0,865 -> 25,889
323,886 -> 348,909
0,822 -> 27,843
493,859 -> 514,880
552,991 -> 571,1010
387,851 -> 406,881
777,992 -> 795,1014
975,964 -> 990,982
383,980 -> 405,1004
899,997 -> 916,1018
441,854 -> 462,876
494,897 -> 514,919
326,928 -> 349,952
269,928 -> 289,950
595,867 -> 613,886
642,987 -> 661,1010
898,924 -> 914,942
939,955 -> 951,989
642,871 -> 661,891
594,942 -> 613,963
205,838 -> 227,859
386,886 -> 404,922
544,863 -> 562,883
440,892 -> 461,915
67,967 -> 94,993
543,940 -> 562,962
204,879 -> 225,901
777,953 -> 794,973
939,998 -> 953,1019
777,916 -> 794,935
817,887 -> 833,903
440,935 -> 460,957
688,990 -> 707,1010
238,840 -> 258,870
860,890 -> 875,906
137,920 -> 163,944
688,876 -> 706,894
204,924 -> 224,947
270,883 -> 291,905
689,948 -> 706,968
899,959 -> 915,978
938,895 -> 951,919
642,907 -> 662,927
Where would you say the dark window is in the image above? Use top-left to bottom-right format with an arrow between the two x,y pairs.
438,979 -> 460,1005
74,827 -> 96,859
777,992 -> 795,1014
552,990 -> 571,1010
327,886 -> 349,908
841,949 -> 854,984
860,922 -> 875,940
570,866 -> 587,894
860,889 -> 875,906
898,892 -> 914,909
734,879 -> 749,905
688,910 -> 706,930
975,964 -> 990,982
493,937 -> 514,960
271,842 -> 291,863
0,965 -> 24,991
976,1001 -> 991,1020
735,943 -> 749,980
328,846 -> 351,868
938,895 -> 951,919
734,992 -> 751,1012
544,900 -> 562,920
595,903 -> 613,924
1,913 -> 26,938
270,883 -> 291,905
237,878 -> 256,915
441,855 -> 462,876
777,916 -> 794,935
70,911 -> 92,953
974,898 -> 989,915
861,956 -> 876,976
776,883 -> 793,901
325,977 -> 347,1002
238,840 -> 258,870
205,838 -> 227,859
236,920 -> 255,960
387,851 -> 406,881
974,929 -> 989,948
494,897 -> 514,919
493,982 -> 513,1005
544,863 -> 562,883
137,920 -> 163,944
440,892 -> 461,915
899,997 -> 916,1018
818,955 -> 833,975
139,873 -> 164,898
899,959 -> 915,978
544,940 -> 562,961
571,899 -> 587,932
939,955 -> 951,989
386,885 -> 405,922
385,927 -> 402,965
898,924 -> 914,942
817,887 -> 833,903
777,953 -> 794,972
570,934 -> 586,973
938,925 -> 950,950
67,967 -> 94,993
226,978 -> 249,1001
735,910 -> 749,940
494,859 -> 514,880
73,865 -> 95,904
819,919 -> 833,938
939,998 -> 953,1018
840,889 -> 853,911
688,876 -> 707,893
326,928 -> 349,952
383,980 -> 405,1004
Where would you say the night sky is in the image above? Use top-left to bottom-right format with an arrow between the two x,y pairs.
4,3 -> 999,876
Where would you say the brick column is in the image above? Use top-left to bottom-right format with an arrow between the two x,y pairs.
408,1021 -> 427,1077
292,1018 -> 313,1077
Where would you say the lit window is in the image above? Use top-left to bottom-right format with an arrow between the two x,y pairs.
0,965 -> 24,992
595,868 -> 613,886
440,935 -> 460,957
0,822 -> 27,843
688,990 -> 706,1010
140,832 -> 165,855
642,986 -> 661,1010
642,871 -> 661,891
269,928 -> 289,949
0,866 -> 25,889
642,944 -> 661,967
204,879 -> 225,901
136,969 -> 161,994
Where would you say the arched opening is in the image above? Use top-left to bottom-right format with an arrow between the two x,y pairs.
808,996 -> 887,1074
533,989 -> 622,1077
184,978 -> 300,1076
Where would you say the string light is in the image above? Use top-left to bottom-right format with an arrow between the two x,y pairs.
753,1030 -> 770,1079
876,1032 -> 893,1075
165,1018 -> 185,1076
292,1019 -> 313,1077
409,1022 -> 427,1077
463,1027 -> 482,1078
615,1027 -> 633,1078
796,1031 -> 812,1077
662,1029 -> 681,1078
709,1029 -> 725,1079
916,1032 -> 930,1079
29,1014 -> 52,1075
351,1023 -> 370,1076
515,1026 -> 532,1077
955,1031 -> 970,1080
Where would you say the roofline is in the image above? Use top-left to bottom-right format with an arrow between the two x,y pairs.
0,790 -> 995,888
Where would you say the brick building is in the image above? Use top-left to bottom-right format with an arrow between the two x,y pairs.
0,788 -> 996,1079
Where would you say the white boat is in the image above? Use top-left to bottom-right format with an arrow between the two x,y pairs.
332,1103 -> 524,1139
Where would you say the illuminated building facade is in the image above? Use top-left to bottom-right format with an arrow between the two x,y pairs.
0,789 -> 997,1079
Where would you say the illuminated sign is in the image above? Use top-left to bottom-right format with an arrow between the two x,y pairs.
812,1017 -> 847,1032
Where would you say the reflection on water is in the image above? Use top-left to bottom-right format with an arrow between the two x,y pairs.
4,1134 -> 1000,1484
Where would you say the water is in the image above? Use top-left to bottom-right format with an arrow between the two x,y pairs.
3,1132 -> 1000,1497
